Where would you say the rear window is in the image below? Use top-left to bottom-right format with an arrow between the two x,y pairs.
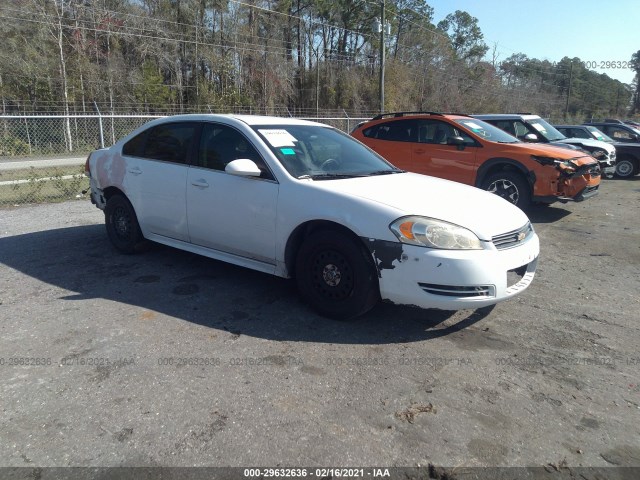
362,120 -> 418,142
122,130 -> 148,157
141,123 -> 197,164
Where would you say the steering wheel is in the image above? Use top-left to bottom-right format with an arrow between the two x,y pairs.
320,158 -> 340,171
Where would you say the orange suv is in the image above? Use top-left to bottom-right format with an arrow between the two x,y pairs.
351,112 -> 601,208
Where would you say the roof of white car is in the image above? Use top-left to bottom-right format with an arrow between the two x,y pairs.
473,114 -> 540,121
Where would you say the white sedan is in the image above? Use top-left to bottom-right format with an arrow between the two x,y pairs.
86,114 -> 539,319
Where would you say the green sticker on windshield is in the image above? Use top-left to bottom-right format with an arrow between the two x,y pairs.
281,148 -> 296,155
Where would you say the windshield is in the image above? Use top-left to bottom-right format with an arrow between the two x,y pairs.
455,119 -> 520,143
254,125 -> 401,179
527,118 -> 566,141
586,126 -> 614,142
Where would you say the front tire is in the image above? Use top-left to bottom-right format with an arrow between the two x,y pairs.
481,171 -> 531,209
104,194 -> 147,254
295,230 -> 379,320
615,158 -> 638,178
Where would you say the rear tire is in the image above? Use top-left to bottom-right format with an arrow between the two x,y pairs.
295,230 -> 379,320
104,194 -> 147,254
481,171 -> 531,209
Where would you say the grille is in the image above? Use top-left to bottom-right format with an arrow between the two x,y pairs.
418,283 -> 495,298
492,223 -> 533,250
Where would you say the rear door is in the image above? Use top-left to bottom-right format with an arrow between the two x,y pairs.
122,122 -> 197,241
359,119 -> 416,170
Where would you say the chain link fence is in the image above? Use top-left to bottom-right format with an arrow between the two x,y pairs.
0,114 -> 369,207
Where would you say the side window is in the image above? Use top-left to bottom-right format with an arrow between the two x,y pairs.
363,120 -> 417,142
493,120 -> 517,137
513,121 -> 530,140
570,128 -> 589,139
122,130 -> 148,157
607,126 -> 633,140
198,124 -> 274,180
417,120 -> 475,146
140,123 -> 196,164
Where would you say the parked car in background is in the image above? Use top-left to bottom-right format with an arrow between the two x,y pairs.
584,120 -> 640,144
554,124 -> 640,178
86,114 -> 539,319
473,114 -> 616,178
351,112 -> 601,209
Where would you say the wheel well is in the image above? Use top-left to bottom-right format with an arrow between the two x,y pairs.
102,186 -> 125,201
284,220 -> 366,278
476,161 -> 533,189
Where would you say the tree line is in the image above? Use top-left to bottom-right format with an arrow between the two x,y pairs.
0,0 -> 637,122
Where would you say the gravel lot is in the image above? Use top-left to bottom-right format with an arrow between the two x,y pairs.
0,178 -> 639,478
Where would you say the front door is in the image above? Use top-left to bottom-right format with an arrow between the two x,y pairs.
411,119 -> 478,185
186,123 -> 279,265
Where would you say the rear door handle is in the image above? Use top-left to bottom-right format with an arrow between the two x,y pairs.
128,167 -> 142,175
414,149 -> 426,154
191,179 -> 209,188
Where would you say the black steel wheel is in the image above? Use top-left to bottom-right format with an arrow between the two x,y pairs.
104,194 -> 147,254
295,230 -> 379,320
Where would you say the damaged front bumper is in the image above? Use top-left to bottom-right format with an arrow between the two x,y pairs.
531,155 -> 601,204
364,234 -> 540,310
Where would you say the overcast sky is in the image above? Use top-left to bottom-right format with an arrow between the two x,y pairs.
428,0 -> 639,84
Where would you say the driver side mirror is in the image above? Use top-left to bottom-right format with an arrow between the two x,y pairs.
523,133 -> 538,142
225,159 -> 262,177
447,136 -> 466,150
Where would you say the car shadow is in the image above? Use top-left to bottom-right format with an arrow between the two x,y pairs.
525,204 -> 572,223
0,225 -> 495,345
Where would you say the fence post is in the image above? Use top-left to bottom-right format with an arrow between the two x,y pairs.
23,117 -> 33,155
343,109 -> 351,133
93,101 -> 105,149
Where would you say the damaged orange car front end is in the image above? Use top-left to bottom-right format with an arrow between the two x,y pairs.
531,154 -> 601,203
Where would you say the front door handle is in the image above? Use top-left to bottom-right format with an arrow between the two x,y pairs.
414,149 -> 426,154
128,167 -> 142,175
191,179 -> 209,188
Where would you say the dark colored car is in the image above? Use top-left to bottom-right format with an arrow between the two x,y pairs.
555,125 -> 640,178
584,121 -> 640,144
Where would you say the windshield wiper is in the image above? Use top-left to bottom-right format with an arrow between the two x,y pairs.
367,169 -> 405,175
298,170 -> 404,180
302,173 -> 362,180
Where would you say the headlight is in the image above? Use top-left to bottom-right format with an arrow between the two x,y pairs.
590,149 -> 606,159
531,155 -> 577,173
390,216 -> 483,250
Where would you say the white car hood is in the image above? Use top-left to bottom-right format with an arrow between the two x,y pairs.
557,137 -> 615,153
312,172 -> 530,240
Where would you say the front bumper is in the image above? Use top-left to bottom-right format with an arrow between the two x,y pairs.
554,184 -> 600,203
375,234 -> 540,310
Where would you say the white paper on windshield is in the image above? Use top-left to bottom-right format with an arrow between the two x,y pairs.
259,129 -> 297,147
531,123 -> 546,132
464,122 -> 483,130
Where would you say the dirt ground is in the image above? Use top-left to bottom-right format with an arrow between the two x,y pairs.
0,177 -> 639,479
